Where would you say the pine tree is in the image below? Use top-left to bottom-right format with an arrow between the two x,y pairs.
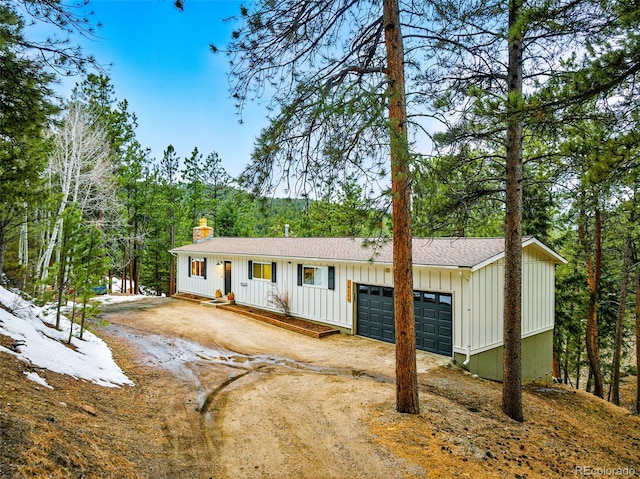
220,0 -> 420,414
0,5 -> 56,283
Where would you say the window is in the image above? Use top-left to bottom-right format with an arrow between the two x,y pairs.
252,262 -> 272,280
303,266 -> 327,287
297,264 -> 335,289
190,258 -> 206,278
439,294 -> 452,305
423,292 -> 436,303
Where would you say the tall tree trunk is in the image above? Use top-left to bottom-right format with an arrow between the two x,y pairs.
575,331 -> 582,390
121,243 -> 127,294
79,227 -> 95,341
169,223 -> 176,296
68,289 -> 78,344
581,204 -> 605,398
19,211 -> 29,289
55,220 -> 68,330
502,0 -> 524,423
384,0 -> 418,414
635,265 -> 639,414
611,232 -> 632,405
0,218 -> 6,284
128,255 -> 134,294
552,348 -> 561,379
133,216 -> 140,294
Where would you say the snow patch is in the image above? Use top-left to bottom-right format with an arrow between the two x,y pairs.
0,285 -> 133,388
92,293 -> 148,305
24,371 -> 54,389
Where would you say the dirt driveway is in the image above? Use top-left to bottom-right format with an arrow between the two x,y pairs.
100,297 -> 449,478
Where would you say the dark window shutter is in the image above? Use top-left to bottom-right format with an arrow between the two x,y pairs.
248,260 -> 253,279
188,256 -> 191,277
328,266 -> 335,290
297,264 -> 303,286
203,258 -> 207,279
271,262 -> 277,282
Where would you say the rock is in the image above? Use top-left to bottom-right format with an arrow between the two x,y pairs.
81,404 -> 97,416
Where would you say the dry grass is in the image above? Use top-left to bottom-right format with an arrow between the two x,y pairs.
0,334 -> 166,479
1,328 -> 638,479
370,366 -> 640,478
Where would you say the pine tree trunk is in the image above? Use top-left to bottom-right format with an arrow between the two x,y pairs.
502,0 -> 524,423
553,349 -> 561,379
55,221 -> 68,330
79,228 -> 95,341
0,218 -> 6,284
581,205 -> 604,398
611,232 -> 631,405
129,258 -> 134,294
68,289 -> 78,344
383,0 -> 419,415
169,223 -> 176,296
575,338 -> 581,390
19,211 -> 29,289
635,266 -> 639,414
121,243 -> 126,294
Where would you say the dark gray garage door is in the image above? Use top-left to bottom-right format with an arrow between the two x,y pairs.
356,284 -> 452,356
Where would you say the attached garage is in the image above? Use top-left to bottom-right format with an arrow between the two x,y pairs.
172,226 -> 566,383
357,285 -> 452,356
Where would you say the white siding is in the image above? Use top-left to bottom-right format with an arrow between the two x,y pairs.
470,260 -> 504,353
175,242 -> 557,347
522,247 -> 556,335
468,245 -> 556,354
175,254 -> 219,298
176,254 -> 353,330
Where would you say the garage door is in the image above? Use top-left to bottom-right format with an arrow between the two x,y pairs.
413,291 -> 453,356
356,284 -> 452,356
356,285 -> 395,344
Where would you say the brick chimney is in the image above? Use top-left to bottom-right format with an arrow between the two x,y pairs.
193,217 -> 213,243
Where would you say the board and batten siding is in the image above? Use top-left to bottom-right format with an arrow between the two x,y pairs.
230,256 -> 352,330
174,241 -> 557,355
470,260 -> 504,354
521,247 -> 556,337
176,253 -> 216,298
468,245 -> 556,354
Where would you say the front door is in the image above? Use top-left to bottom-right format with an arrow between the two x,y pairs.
224,261 -> 232,294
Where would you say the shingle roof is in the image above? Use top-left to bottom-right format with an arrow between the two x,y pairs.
171,236 -> 564,269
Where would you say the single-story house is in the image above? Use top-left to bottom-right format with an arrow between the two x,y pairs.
170,219 -> 566,382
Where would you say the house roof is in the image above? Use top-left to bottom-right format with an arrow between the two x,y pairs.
171,236 -> 566,269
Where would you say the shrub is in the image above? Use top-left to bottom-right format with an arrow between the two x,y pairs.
267,286 -> 291,316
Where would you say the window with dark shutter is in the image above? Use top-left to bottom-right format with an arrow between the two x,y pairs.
297,264 -> 303,286
203,258 -> 207,280
328,266 -> 335,290
248,260 -> 253,279
271,262 -> 277,282
188,256 -> 191,277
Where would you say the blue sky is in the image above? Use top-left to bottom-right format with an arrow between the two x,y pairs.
60,0 -> 269,178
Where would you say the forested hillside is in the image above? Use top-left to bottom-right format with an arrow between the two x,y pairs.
0,0 -> 638,417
